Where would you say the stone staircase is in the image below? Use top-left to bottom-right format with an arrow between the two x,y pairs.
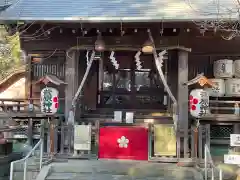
0,153 -> 22,180
11,156 -> 41,180
36,160 -> 204,180
11,155 -> 51,180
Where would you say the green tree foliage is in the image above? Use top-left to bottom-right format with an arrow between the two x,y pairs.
0,25 -> 21,79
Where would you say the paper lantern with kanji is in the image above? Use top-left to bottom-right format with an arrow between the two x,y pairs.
189,89 -> 209,118
40,87 -> 59,115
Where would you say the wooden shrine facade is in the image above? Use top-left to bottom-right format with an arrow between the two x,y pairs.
12,21 -> 240,159
20,22 -> 191,123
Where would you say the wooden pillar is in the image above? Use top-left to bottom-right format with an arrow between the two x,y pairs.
65,49 -> 80,122
178,50 -> 189,158
25,54 -> 32,101
49,117 -> 55,155
233,123 -> 240,152
233,123 -> 240,134
27,118 -> 33,146
26,54 -> 34,146
65,49 -> 80,154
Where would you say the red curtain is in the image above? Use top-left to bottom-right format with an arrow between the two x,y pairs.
99,126 -> 148,160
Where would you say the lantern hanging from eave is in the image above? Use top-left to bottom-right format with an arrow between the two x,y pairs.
40,87 -> 59,115
189,89 -> 209,118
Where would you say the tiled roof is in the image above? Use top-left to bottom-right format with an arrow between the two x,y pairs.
0,0 -> 14,11
0,0 -> 238,22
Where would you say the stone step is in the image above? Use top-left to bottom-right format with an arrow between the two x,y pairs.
13,156 -> 51,168
14,162 -> 41,171
0,177 -> 9,180
46,172 -> 192,180
48,160 -> 200,180
45,173 -> 77,180
51,160 -> 134,174
11,171 -> 39,180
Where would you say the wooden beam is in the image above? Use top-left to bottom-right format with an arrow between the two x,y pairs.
67,45 -> 191,52
21,34 -> 240,55
22,22 -> 196,32
21,36 -> 182,51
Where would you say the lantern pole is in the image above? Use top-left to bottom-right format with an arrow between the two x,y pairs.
39,78 -> 61,157
49,116 -> 55,156
194,118 -> 200,158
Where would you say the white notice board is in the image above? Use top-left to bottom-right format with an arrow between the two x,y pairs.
224,154 -> 240,164
230,134 -> 240,147
113,111 -> 122,122
74,125 -> 91,151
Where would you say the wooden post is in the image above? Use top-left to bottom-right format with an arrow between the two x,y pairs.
60,122 -> 65,154
27,118 -> 33,146
65,49 -> 80,155
205,124 -> 210,148
198,125 -> 203,159
178,50 -> 189,158
54,118 -> 58,153
65,49 -> 80,123
40,119 -> 45,153
49,117 -> 55,155
26,55 -> 34,146
25,55 -> 32,105
233,124 -> 240,152
191,126 -> 195,157
95,120 -> 100,158
234,123 -> 240,134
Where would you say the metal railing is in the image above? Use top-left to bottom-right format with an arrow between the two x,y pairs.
9,139 -> 44,180
204,144 -> 223,180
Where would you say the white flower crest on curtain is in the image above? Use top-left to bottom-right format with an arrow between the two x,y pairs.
117,136 -> 129,148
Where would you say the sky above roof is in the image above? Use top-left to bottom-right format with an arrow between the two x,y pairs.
0,0 -> 238,21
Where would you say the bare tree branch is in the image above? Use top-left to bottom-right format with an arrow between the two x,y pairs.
186,0 -> 240,40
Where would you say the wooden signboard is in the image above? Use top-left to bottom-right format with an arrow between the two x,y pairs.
154,124 -> 176,156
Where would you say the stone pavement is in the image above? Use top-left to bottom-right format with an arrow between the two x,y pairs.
39,160 -> 204,180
